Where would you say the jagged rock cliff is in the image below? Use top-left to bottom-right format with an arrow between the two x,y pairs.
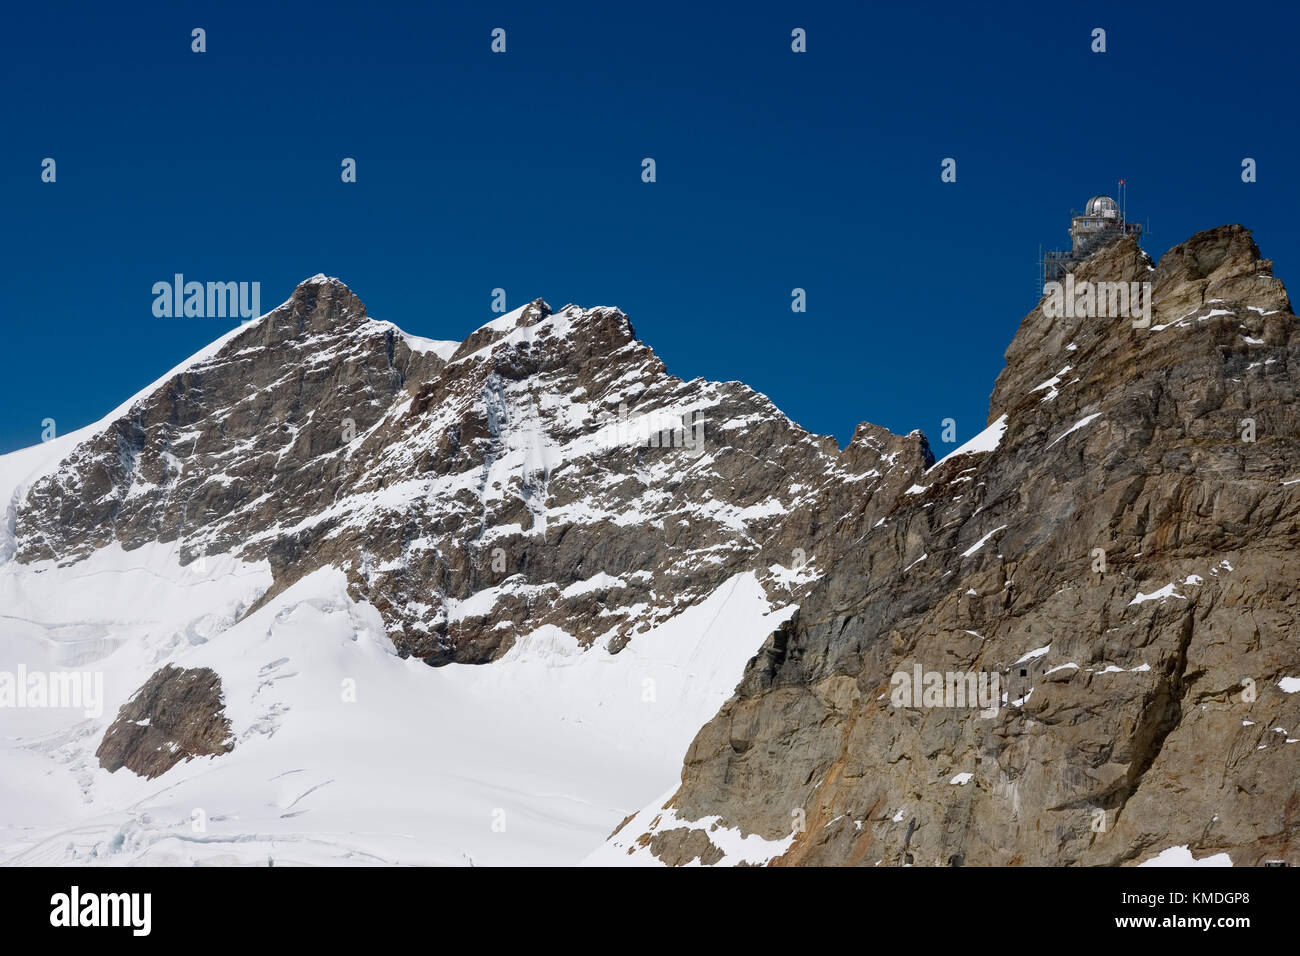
605,225 -> 1300,866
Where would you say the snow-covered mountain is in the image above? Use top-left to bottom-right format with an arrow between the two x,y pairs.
0,274 -> 926,865
4,225 -> 1299,866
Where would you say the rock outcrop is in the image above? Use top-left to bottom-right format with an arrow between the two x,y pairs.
610,226 -> 1300,866
96,666 -> 233,779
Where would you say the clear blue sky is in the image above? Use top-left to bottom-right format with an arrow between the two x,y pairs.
3,0 -> 1296,455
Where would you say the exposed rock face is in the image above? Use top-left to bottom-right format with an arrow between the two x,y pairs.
614,225 -> 1300,866
96,666 -> 233,779
15,277 -> 929,667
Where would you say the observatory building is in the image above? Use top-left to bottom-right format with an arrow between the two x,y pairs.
1042,190 -> 1142,287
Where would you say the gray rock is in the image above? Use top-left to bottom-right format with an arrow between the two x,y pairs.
96,665 -> 233,779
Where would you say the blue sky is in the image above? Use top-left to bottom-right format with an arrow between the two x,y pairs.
3,0 -> 1297,455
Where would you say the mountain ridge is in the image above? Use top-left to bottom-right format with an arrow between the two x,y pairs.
8,272 -> 931,666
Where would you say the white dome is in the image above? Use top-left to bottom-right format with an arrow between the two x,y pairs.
1085,195 -> 1119,218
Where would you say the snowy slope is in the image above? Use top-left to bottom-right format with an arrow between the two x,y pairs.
0,540 -> 793,865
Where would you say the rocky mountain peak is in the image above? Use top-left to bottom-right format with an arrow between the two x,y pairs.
1151,224 -> 1290,323
599,223 -> 1300,867
990,225 -> 1291,438
12,276 -> 931,669
843,421 -> 934,476
519,297 -> 552,325
263,273 -> 370,342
